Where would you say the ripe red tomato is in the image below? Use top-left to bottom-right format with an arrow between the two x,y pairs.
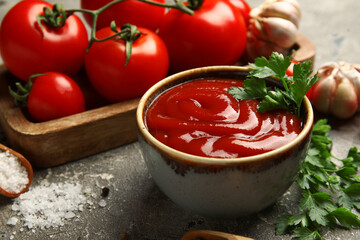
84,26 -> 169,103
26,72 -> 85,122
81,0 -> 166,32
228,0 -> 251,26
0,0 -> 88,81
157,0 -> 247,73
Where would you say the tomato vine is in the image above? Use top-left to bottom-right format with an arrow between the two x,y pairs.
63,0 -> 195,51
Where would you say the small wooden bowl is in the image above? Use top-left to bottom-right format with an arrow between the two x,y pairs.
292,34 -> 316,64
182,230 -> 254,240
0,143 -> 33,198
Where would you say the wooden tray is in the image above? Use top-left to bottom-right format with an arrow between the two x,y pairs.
0,34 -> 315,168
0,66 -> 139,168
291,34 -> 316,64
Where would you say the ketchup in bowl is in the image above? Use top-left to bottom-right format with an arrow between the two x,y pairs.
145,78 -> 302,158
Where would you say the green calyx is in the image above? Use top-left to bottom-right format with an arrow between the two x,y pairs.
36,3 -> 71,38
115,23 -> 142,66
187,0 -> 205,10
8,74 -> 43,107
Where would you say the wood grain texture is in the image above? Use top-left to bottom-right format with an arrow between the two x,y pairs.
182,230 -> 254,240
292,34 -> 316,64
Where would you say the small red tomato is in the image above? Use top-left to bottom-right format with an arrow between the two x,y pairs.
286,61 -> 296,76
84,26 -> 169,103
25,72 -> 85,122
157,0 -> 247,73
81,0 -> 166,32
228,0 -> 251,26
0,0 -> 88,81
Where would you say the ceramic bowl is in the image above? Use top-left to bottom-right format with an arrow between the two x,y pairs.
136,66 -> 313,218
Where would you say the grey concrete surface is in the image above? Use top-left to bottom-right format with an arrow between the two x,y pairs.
1,0 -> 360,239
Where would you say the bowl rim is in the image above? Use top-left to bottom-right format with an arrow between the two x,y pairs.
136,65 -> 314,166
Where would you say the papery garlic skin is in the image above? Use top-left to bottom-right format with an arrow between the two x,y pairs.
245,0 -> 301,61
255,17 -> 298,48
255,0 -> 301,27
311,62 -> 360,119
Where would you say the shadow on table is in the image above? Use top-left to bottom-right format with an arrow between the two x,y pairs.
118,181 -> 302,240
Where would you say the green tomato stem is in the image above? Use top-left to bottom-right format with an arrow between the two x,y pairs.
38,0 -> 195,66
65,0 -> 194,52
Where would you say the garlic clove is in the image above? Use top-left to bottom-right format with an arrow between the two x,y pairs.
311,75 -> 337,114
339,63 -> 360,107
249,6 -> 262,19
245,0 -> 301,61
330,78 -> 358,119
317,62 -> 338,77
259,1 -> 301,27
312,61 -> 360,119
262,0 -> 301,13
251,17 -> 298,48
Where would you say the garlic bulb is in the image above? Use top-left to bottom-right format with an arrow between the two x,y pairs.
311,62 -> 360,119
245,0 -> 301,61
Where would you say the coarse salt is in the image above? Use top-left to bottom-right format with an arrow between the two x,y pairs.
6,217 -> 18,226
10,181 -> 88,230
0,151 -> 29,193
98,199 -> 107,208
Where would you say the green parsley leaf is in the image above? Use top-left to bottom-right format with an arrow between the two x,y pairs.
342,183 -> 360,202
227,77 -> 268,100
289,214 -> 310,228
299,191 -> 332,226
290,62 -> 319,113
228,52 -> 319,117
312,119 -> 332,135
292,227 -> 323,240
227,86 -> 254,100
257,88 -> 289,112
329,208 -> 360,228
346,147 -> 360,168
250,52 -> 291,82
276,215 -> 293,235
276,119 -> 360,239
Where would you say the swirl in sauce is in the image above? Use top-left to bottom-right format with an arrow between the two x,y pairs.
145,79 -> 302,158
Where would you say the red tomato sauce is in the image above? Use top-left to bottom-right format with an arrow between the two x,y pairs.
145,79 -> 303,158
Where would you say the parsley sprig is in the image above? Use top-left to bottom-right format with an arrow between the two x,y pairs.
228,52 -> 319,117
276,119 -> 360,239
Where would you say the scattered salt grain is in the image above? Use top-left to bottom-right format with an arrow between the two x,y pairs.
6,217 -> 18,226
64,211 -> 76,219
10,181 -> 87,229
0,151 -> 29,193
99,199 -> 107,208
